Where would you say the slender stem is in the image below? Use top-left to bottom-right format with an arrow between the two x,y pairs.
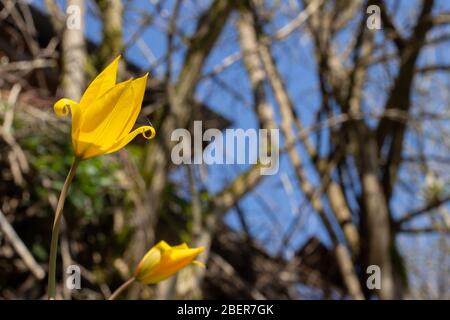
47,158 -> 80,300
108,277 -> 136,300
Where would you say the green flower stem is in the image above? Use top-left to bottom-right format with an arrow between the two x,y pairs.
47,158 -> 80,299
108,277 -> 136,300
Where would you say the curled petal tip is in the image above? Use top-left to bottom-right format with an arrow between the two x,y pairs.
54,98 -> 75,117
54,103 -> 69,117
142,126 -> 156,139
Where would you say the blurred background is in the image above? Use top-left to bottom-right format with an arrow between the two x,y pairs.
0,0 -> 449,300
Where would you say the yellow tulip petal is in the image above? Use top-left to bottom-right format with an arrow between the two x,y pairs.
92,83 -> 136,145
118,74 -> 149,138
135,247 -> 161,280
88,73 -> 149,149
102,125 -> 155,155
155,240 -> 172,252
78,79 -> 132,138
53,98 -> 82,144
79,55 -> 120,108
170,247 -> 205,261
73,140 -> 103,160
172,243 -> 189,250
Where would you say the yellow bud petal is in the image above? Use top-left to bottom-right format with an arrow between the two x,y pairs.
134,247 -> 161,280
134,242 -> 204,285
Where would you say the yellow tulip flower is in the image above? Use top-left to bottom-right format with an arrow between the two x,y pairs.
53,56 -> 155,160
108,241 -> 204,299
134,241 -> 205,284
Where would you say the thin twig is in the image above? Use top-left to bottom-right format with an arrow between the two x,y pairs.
0,209 -> 45,280
396,195 -> 450,225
